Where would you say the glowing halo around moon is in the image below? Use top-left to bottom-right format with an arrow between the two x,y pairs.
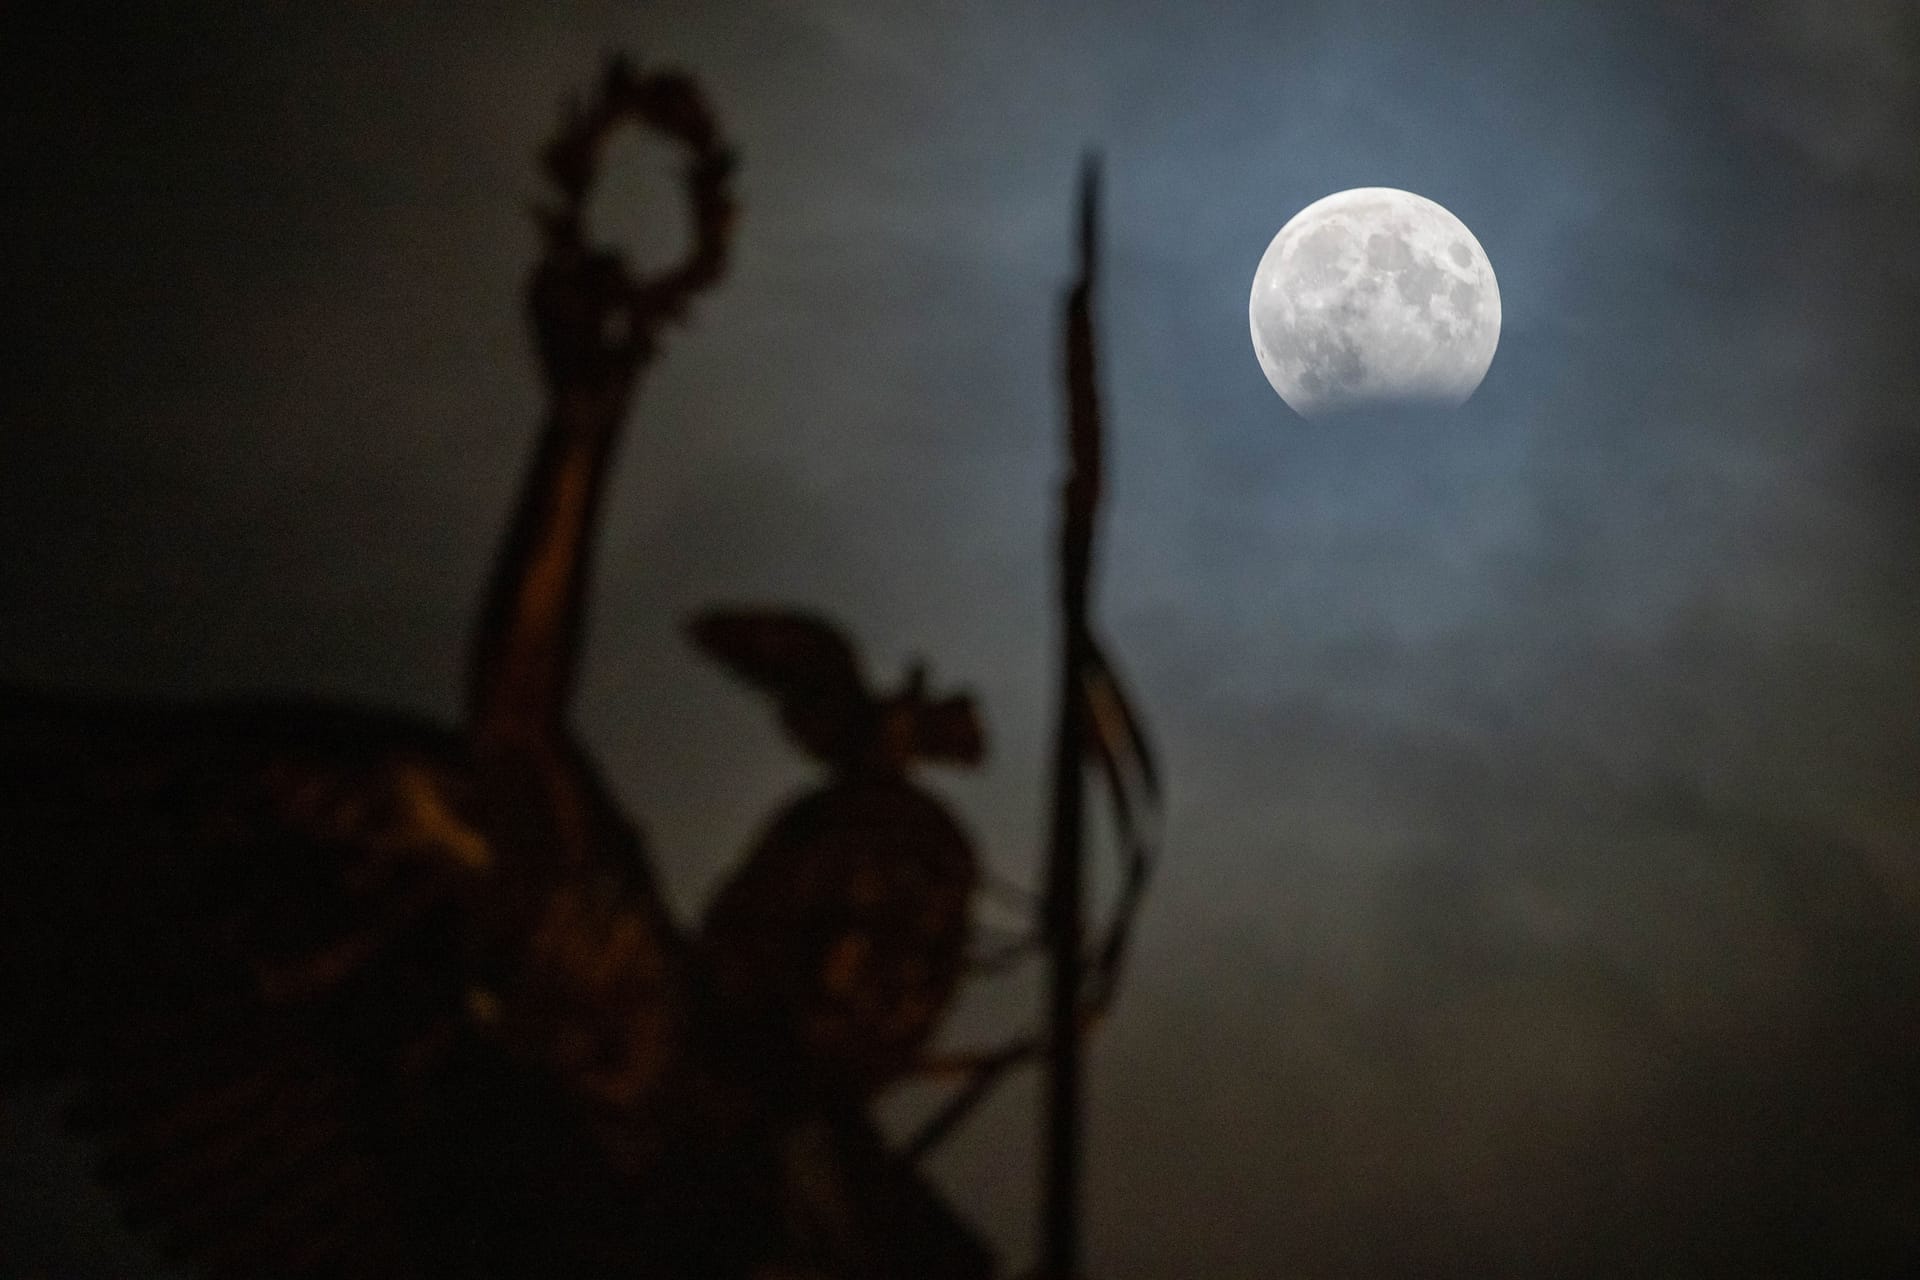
1249,187 -> 1500,420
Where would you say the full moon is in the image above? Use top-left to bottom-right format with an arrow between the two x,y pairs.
1249,187 -> 1500,419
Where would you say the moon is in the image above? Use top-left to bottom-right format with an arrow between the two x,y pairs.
1249,188 -> 1500,419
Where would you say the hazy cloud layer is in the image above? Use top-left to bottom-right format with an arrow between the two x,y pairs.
3,1 -> 1917,1273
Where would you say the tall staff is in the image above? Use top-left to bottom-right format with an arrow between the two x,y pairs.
1042,151 -> 1104,1280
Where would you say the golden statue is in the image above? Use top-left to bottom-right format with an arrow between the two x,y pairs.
1,57 -> 1157,1280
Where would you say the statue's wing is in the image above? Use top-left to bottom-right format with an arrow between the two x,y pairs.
0,687 -> 550,1276
687,609 -> 877,765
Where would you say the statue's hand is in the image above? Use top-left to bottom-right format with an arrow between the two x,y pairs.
528,235 -> 647,420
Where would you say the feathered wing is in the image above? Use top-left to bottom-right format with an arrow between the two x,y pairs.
0,689 -> 656,1277
686,610 -> 879,765
0,688 -> 992,1279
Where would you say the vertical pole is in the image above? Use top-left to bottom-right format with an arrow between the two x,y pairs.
1042,151 -> 1103,1280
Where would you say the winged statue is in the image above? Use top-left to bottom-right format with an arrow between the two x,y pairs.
2,55 -> 1163,1280
0,59 -> 995,1280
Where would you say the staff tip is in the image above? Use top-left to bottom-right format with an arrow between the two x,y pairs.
1076,150 -> 1102,277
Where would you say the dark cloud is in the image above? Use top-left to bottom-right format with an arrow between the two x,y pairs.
1682,0 -> 1920,188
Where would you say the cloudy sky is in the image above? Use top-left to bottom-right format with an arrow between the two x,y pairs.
4,0 -> 1918,1273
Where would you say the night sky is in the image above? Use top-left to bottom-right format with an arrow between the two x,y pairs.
4,1 -> 1918,1275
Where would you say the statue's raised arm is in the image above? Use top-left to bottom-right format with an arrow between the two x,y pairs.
467,59 -> 736,755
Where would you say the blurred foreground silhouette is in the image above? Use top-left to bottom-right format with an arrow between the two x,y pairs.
0,57 -> 1156,1279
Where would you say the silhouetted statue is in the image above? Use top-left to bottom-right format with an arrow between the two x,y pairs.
689,610 -> 984,1101
0,58 -> 994,1280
